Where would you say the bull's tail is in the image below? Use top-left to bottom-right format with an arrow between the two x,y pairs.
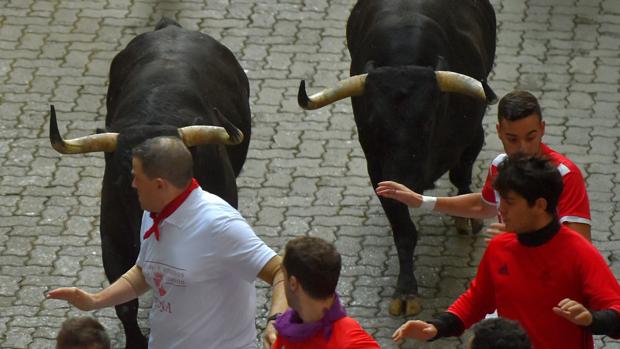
155,17 -> 181,30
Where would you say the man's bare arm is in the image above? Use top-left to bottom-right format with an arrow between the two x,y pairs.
258,255 -> 288,349
47,265 -> 149,310
376,181 -> 497,219
434,193 -> 498,219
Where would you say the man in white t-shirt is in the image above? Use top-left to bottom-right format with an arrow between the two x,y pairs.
48,136 -> 287,349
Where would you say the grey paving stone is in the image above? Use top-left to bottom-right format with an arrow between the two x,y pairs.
1,0 -> 620,348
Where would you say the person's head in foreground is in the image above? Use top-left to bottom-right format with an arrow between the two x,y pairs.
467,318 -> 531,349
56,316 -> 111,349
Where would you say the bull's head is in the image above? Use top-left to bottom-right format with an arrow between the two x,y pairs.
298,67 -> 488,192
48,105 -> 244,154
297,71 -> 486,110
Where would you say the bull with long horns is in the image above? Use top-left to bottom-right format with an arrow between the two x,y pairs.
49,17 -> 250,348
299,0 -> 497,316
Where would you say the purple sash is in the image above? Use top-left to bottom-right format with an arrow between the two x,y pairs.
274,294 -> 347,342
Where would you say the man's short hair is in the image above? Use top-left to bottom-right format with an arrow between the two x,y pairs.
283,236 -> 341,300
56,316 -> 111,349
493,155 -> 563,214
132,136 -> 193,188
498,90 -> 542,122
470,318 -> 531,349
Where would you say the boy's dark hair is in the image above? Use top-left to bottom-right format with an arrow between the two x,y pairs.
132,136 -> 193,188
471,318 -> 531,349
493,154 -> 563,214
497,90 -> 542,123
283,236 -> 341,299
56,316 -> 111,349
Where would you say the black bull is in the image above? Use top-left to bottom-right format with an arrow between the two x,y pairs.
298,0 -> 497,315
49,18 -> 251,348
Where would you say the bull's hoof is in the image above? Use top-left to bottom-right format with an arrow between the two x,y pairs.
453,216 -> 470,235
405,297 -> 422,316
389,297 -> 403,316
471,217 -> 484,234
453,216 -> 484,235
389,296 -> 422,316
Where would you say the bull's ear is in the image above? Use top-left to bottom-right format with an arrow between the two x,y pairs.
435,56 -> 449,70
364,60 -> 376,72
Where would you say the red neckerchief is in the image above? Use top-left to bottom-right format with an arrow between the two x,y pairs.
143,178 -> 200,241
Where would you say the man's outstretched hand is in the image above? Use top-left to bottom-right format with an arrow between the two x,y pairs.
47,287 -> 97,311
553,298 -> 592,326
376,181 -> 422,207
392,320 -> 438,343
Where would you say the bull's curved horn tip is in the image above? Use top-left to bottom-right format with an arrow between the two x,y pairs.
49,105 -> 61,141
228,127 -> 243,144
49,105 -> 67,153
232,129 -> 244,144
50,104 -> 56,123
297,80 -> 311,109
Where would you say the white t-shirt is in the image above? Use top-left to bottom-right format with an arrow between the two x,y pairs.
136,188 -> 276,349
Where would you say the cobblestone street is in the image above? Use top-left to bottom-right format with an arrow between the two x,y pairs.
1,0 -> 619,348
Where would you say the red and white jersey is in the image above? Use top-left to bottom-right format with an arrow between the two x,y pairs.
481,143 -> 591,226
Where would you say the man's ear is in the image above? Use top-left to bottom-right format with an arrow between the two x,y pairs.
534,197 -> 548,212
289,275 -> 299,291
154,177 -> 166,189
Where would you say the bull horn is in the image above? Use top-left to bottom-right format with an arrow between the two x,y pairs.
178,125 -> 244,147
49,105 -> 118,154
298,74 -> 367,110
435,71 -> 486,100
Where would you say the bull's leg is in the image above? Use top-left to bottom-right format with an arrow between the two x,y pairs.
100,236 -> 148,349
113,300 -> 147,349
449,125 -> 485,234
380,198 -> 422,316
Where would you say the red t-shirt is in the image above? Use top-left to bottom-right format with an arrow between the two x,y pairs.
481,143 -> 591,225
272,316 -> 380,349
448,226 -> 620,349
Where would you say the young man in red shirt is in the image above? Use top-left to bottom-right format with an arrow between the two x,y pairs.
391,156 -> 620,349
376,90 -> 591,241
271,236 -> 380,349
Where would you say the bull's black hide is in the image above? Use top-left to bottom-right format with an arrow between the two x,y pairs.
300,0 -> 497,315
51,17 -> 251,348
352,0 -> 497,315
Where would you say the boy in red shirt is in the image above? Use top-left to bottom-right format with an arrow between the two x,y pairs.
391,156 -> 620,349
271,236 -> 380,349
